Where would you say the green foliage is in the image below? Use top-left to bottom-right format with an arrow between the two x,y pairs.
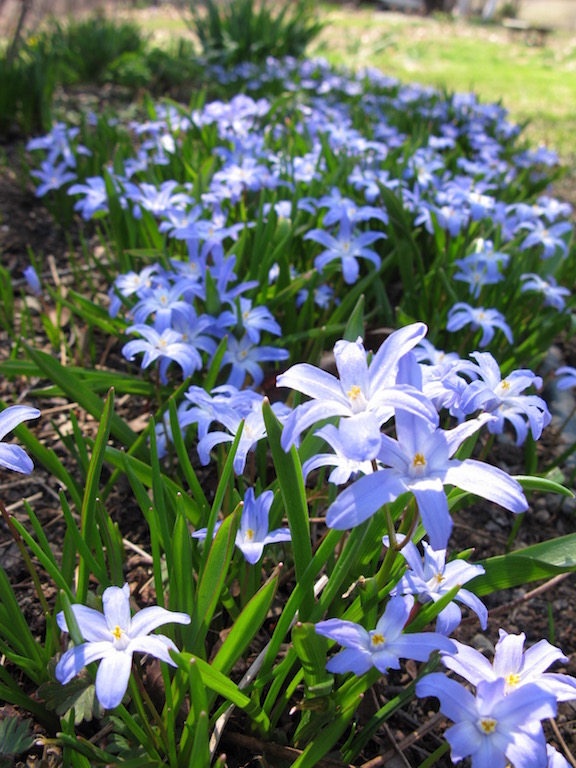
48,14 -> 146,85
0,717 -> 34,766
186,0 -> 324,66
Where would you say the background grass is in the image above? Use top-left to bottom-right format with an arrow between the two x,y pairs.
311,7 -> 576,158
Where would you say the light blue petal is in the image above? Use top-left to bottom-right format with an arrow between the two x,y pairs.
326,647 -> 373,676
388,632 -> 456,663
103,585 -> 131,632
444,459 -> 528,513
0,406 -> 41,441
326,470 -> 406,529
277,364 -> 345,404
57,605 -> 110,641
127,633 -> 179,665
315,619 -> 370,650
368,323 -> 428,393
493,631 -> 525,677
377,595 -> 413,640
521,637 -> 568,679
0,444 -> 33,474
444,721 -> 486,764
333,339 -> 369,400
416,673 -> 478,723
55,641 -> 114,684
441,640 -> 493,686
95,650 -> 132,709
263,528 -> 292,545
412,479 -> 452,550
281,400 -> 353,451
237,541 -> 266,564
506,722 -> 548,768
130,605 -> 191,637
435,602 -> 462,636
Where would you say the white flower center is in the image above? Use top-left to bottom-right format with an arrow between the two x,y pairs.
370,632 -> 386,650
479,717 -> 497,734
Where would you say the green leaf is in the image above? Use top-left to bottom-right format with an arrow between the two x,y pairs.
262,398 -> 314,619
171,652 -> 270,730
38,678 -> 105,724
188,507 -> 240,652
291,622 -> 333,697
470,533 -> 576,596
0,716 -> 34,758
516,474 -> 574,497
77,387 -> 116,601
22,344 -> 140,451
343,294 -> 365,341
212,570 -> 279,677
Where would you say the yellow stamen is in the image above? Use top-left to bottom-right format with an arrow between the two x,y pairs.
112,625 -> 124,640
246,528 -> 254,541
480,718 -> 497,734
347,385 -> 362,400
501,380 -> 511,391
371,633 -> 385,646
505,672 -> 521,687
413,452 -> 426,467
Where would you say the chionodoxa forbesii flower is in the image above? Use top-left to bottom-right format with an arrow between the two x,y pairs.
55,584 -> 191,709
0,405 -> 41,474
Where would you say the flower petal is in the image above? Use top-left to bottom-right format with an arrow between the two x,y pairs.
0,444 -> 33,474
129,605 -> 191,637
326,647 -> 373,676
0,406 -> 41,441
315,619 -> 370,650
55,641 -> 114,685
103,585 -> 131,632
95,650 -> 133,709
127,633 -> 179,665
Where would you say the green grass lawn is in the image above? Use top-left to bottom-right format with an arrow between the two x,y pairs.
310,6 -> 576,161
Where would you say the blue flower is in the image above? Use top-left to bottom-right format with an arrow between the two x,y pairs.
304,215 -> 385,285
458,351 -> 551,445
315,594 -> 455,676
555,366 -> 576,390
55,584 -> 191,710
447,303 -> 513,347
416,673 -> 556,768
442,629 -> 576,703
0,406 -> 41,473
387,535 -> 487,635
30,160 -> 77,197
221,335 -> 289,390
192,487 -> 291,564
326,410 -> 527,549
518,220 -> 572,259
277,324 -> 437,451
520,273 -> 570,312
122,325 -> 203,384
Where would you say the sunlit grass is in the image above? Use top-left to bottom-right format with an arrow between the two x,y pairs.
310,6 -> 576,159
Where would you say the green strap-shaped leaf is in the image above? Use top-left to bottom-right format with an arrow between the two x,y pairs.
212,571 -> 279,677
469,533 -> 576,596
23,344 -> 140,451
292,622 -> 334,697
516,474 -> 574,497
77,388 -> 115,602
262,399 -> 314,620
171,652 -> 270,730
188,507 -> 240,653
